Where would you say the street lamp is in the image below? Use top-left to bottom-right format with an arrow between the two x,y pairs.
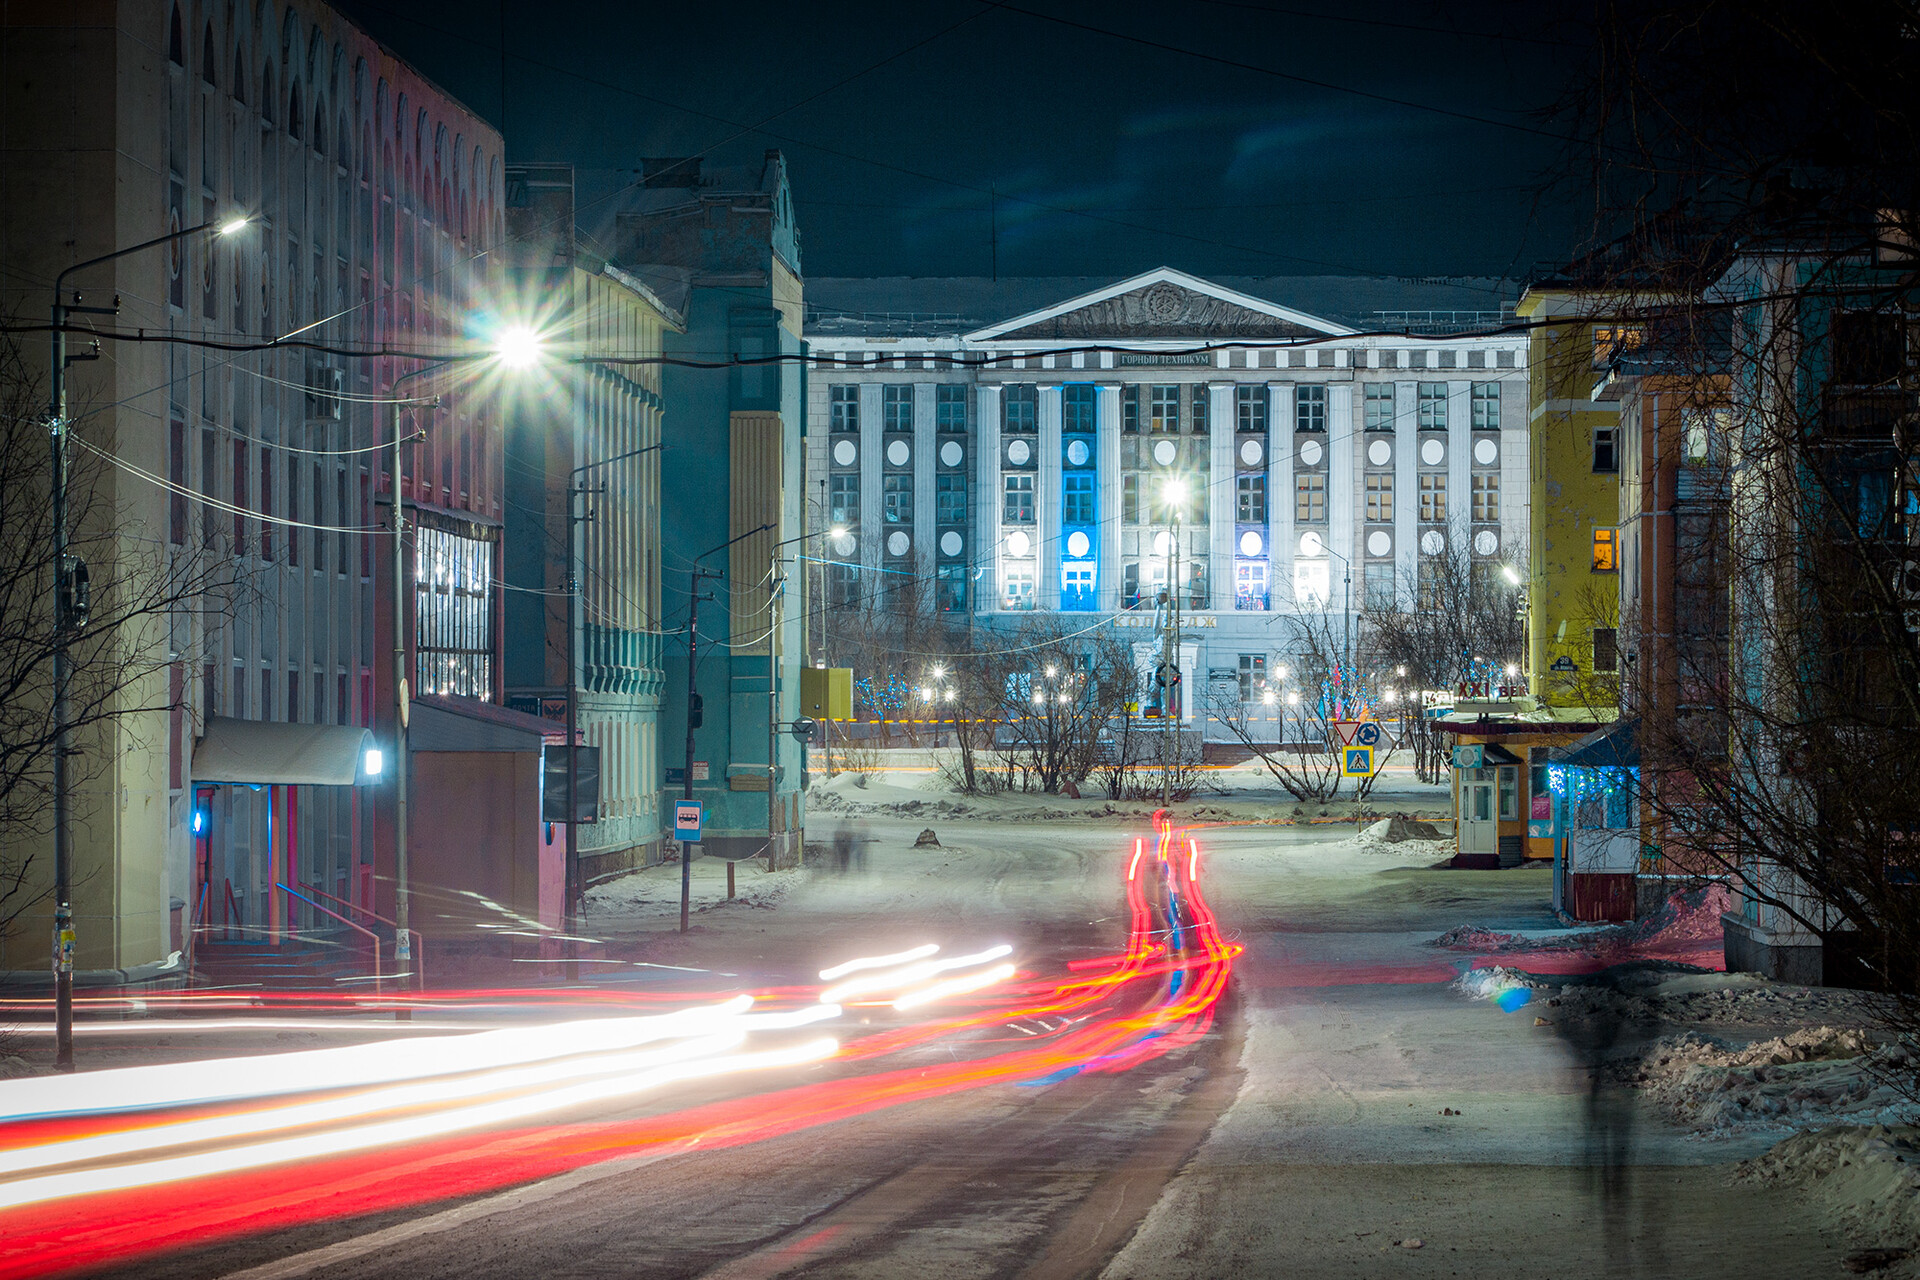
1157,477 -> 1189,808
1501,564 -> 1522,586
46,212 -> 252,1072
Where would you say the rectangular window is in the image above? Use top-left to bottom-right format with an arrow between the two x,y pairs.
1004,474 -> 1035,523
412,525 -> 495,700
1236,474 -> 1267,523
936,564 -> 967,612
1683,407 -> 1728,465
1498,766 -> 1518,820
1234,560 -> 1268,611
1418,382 -> 1448,430
1004,384 -> 1037,432
1471,382 -> 1501,430
1593,626 -> 1619,673
1365,473 -> 1393,522
232,439 -> 248,553
1364,382 -> 1395,431
1295,384 -> 1327,432
882,384 -> 912,432
935,384 -> 967,432
1593,424 -> 1619,472
828,473 -> 859,527
1472,473 -> 1499,522
935,473 -> 966,525
1062,384 -> 1095,433
1191,387 -> 1209,434
1122,385 -> 1139,433
1591,527 -> 1617,572
1123,562 -> 1141,609
169,416 -> 188,545
1063,474 -> 1095,525
1237,654 -> 1266,701
1592,325 -> 1645,366
1123,474 -> 1140,523
1237,385 -> 1268,433
829,385 -> 859,433
1364,561 -> 1396,610
1419,474 -> 1446,523
1149,385 -> 1180,433
259,447 -> 274,562
1295,473 -> 1326,523
1003,563 -> 1036,610
883,474 -> 912,523
830,563 -> 861,608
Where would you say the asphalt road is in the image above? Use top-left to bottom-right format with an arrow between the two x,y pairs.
71,816 -> 1853,1280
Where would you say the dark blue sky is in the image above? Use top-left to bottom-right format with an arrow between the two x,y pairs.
338,1 -> 1594,281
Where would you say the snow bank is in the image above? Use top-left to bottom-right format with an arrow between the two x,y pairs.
1621,1027 -> 1914,1135
1736,1124 -> 1920,1252
585,864 -> 806,919
1433,883 -> 1734,965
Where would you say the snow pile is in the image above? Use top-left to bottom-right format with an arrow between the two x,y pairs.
585,864 -> 806,919
1359,816 -> 1445,843
1736,1125 -> 1920,1252
1433,883 -> 1734,963
1620,1027 -> 1916,1135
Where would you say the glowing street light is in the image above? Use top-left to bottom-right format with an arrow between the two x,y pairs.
1501,564 -> 1522,586
495,323 -> 544,370
217,214 -> 253,237
1261,690 -> 1276,706
1286,691 -> 1301,706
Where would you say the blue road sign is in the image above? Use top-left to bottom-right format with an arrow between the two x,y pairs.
674,801 -> 703,842
1355,721 -> 1382,747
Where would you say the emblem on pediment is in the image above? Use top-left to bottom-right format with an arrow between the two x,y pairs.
1142,282 -> 1185,323
994,281 -> 1324,341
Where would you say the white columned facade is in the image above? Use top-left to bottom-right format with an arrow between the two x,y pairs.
1394,380 -> 1417,601
1208,382 -> 1234,610
1269,382 -> 1293,611
977,383 -> 1002,611
858,383 -> 884,574
913,381 -> 937,572
1096,383 -> 1123,611
1037,383 -> 1063,610
1328,383 -> 1356,652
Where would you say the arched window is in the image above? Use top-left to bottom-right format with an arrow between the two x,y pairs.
200,23 -> 216,85
260,64 -> 274,125
289,83 -> 302,140
168,5 -> 184,66
231,47 -> 246,104
312,96 -> 326,155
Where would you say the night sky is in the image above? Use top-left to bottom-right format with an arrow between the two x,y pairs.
335,1 -> 1594,282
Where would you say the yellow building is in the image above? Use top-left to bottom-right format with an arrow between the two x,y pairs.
1513,286 -> 1626,712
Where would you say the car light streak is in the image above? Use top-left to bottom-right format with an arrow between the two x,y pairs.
818,944 -> 940,981
817,945 -> 1013,1004
0,1035 -> 836,1213
891,963 -> 1017,1010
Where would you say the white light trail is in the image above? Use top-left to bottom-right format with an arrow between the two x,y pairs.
0,1036 -> 838,1212
818,944 -> 940,982
891,963 -> 1017,1011
818,945 -> 1014,1005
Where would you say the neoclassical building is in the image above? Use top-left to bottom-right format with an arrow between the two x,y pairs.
803,268 -> 1530,735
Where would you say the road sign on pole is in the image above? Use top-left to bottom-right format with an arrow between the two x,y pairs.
1342,745 -> 1375,777
1355,720 -> 1382,747
674,800 -> 703,843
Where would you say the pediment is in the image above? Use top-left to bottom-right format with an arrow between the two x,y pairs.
966,267 -> 1354,343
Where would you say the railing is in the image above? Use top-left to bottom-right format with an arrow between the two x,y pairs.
298,880 -> 424,989
277,882 -> 382,995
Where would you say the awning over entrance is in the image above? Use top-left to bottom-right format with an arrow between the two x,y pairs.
192,716 -> 378,786
1550,718 -> 1640,770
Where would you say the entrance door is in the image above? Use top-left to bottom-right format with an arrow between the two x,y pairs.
1460,767 -> 1497,856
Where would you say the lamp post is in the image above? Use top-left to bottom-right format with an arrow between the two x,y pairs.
1157,478 -> 1188,809
762,525 -> 843,879
46,213 -> 250,1072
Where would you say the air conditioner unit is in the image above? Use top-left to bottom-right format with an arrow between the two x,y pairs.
305,365 -> 343,420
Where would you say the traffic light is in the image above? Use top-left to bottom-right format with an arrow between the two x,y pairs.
688,692 -> 704,730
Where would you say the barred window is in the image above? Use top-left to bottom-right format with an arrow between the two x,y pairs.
1471,382 -> 1501,430
1472,473 -> 1499,522
1418,382 -> 1449,430
1236,385 -> 1267,433
1365,383 -> 1395,431
1296,473 -> 1326,523
1295,385 -> 1327,432
882,384 -> 912,431
1366,473 -> 1393,522
1419,474 -> 1447,522
830,385 -> 859,433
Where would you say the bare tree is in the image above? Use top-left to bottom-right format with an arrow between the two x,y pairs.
0,330 -> 234,937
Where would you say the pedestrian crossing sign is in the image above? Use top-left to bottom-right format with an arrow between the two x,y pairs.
1342,745 -> 1375,777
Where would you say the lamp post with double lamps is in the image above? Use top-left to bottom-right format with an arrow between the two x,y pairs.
46,212 -> 252,1072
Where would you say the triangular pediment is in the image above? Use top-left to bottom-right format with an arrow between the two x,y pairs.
965,267 -> 1355,343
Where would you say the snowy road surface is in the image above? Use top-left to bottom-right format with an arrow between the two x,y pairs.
58,814 -> 1853,1278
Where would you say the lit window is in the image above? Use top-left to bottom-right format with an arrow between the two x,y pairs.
1003,474 -> 1034,524
1062,384 -> 1096,433
1366,473 -> 1393,522
1149,385 -> 1180,433
413,526 -> 494,700
1295,473 -> 1325,523
1472,474 -> 1499,522
1419,474 -> 1447,523
1592,325 -> 1645,366
1003,563 -> 1036,610
1592,527 -> 1617,572
1063,474 -> 1095,525
1683,407 -> 1729,465
1234,561 -> 1268,612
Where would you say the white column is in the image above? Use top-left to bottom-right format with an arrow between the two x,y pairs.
1269,382 -> 1293,610
1500,379 -> 1526,564
1208,382 -> 1234,611
1038,384 -> 1063,610
1096,383 -> 1122,611
1328,383 -> 1356,647
1448,379 -> 1471,546
913,381 -> 936,571
858,383 -> 883,574
1394,380 -> 1417,600
977,384 -> 1002,612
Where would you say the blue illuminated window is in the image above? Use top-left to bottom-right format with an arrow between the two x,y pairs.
1062,385 -> 1095,433
1063,475 -> 1095,525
